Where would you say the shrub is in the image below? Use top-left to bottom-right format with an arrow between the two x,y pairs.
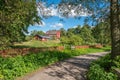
113,56 -> 120,69
88,64 -> 117,80
87,54 -> 118,80
88,64 -> 105,80
94,54 -> 112,70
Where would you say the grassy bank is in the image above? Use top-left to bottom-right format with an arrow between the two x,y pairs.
0,47 -> 110,80
87,54 -> 120,80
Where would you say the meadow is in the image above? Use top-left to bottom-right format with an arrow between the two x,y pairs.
14,40 -> 61,48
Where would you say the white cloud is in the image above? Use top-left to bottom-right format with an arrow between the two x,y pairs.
37,2 -> 92,18
37,2 -> 59,17
50,23 -> 63,28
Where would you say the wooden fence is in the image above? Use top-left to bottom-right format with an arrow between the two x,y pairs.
0,46 -> 64,57
0,44 -> 102,57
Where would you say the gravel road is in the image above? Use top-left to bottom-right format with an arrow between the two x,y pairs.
19,52 -> 109,80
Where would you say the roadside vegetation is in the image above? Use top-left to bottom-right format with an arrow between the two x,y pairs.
0,46 -> 110,80
87,54 -> 120,80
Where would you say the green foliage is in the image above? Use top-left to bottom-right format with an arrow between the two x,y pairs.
62,24 -> 96,45
0,47 -> 110,80
25,35 -> 32,41
0,0 -> 40,48
69,35 -> 83,45
93,54 -> 112,69
92,22 -> 111,45
0,51 -> 70,80
88,64 -> 117,80
60,23 -> 111,46
30,30 -> 45,37
60,28 -> 67,37
113,56 -> 120,69
74,25 -> 81,34
88,54 -> 118,80
80,25 -> 95,45
60,34 -> 83,45
60,36 -> 70,45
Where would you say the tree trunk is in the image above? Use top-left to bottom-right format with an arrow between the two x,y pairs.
110,0 -> 120,58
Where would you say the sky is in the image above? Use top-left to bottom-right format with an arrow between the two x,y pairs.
28,0 -> 92,33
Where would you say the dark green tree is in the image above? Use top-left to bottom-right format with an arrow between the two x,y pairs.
60,34 -> 83,45
66,28 -> 75,37
0,0 -> 40,48
74,25 -> 81,34
30,30 -> 45,37
69,34 -> 83,45
92,22 -> 111,45
60,28 -> 66,37
80,25 -> 95,45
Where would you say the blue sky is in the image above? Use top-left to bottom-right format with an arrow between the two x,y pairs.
28,17 -> 88,32
28,0 -> 92,33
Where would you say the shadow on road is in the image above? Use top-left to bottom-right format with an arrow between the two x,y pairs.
44,53 -> 107,80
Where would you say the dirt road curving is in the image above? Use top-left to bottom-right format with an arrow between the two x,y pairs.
19,52 -> 109,80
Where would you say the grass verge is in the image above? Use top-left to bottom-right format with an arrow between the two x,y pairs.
87,54 -> 120,80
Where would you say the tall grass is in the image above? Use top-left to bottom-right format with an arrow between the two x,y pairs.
14,40 -> 61,48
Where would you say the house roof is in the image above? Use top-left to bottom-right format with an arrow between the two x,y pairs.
35,35 -> 50,39
46,30 -> 60,35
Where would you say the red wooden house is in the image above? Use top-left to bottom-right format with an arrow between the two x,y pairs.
46,30 -> 60,39
34,35 -> 50,41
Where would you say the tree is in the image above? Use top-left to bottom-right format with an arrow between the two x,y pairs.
69,34 -> 83,45
30,30 -> 45,37
74,25 -> 81,34
66,28 -> 75,37
0,0 -> 40,48
57,0 -> 120,58
80,25 -> 95,45
92,22 -> 111,45
60,36 -> 70,45
60,28 -> 67,37
60,34 -> 83,45
110,0 -> 120,58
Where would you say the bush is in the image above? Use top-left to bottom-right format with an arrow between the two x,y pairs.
60,35 -> 83,45
0,51 -> 72,80
94,54 -> 112,70
113,56 -> 120,69
88,64 -> 117,80
87,54 -> 118,80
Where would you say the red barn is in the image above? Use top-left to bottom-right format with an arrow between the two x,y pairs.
46,30 -> 60,39
34,35 -> 50,41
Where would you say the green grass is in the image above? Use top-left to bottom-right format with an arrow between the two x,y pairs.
14,40 -> 61,48
0,47 -> 111,80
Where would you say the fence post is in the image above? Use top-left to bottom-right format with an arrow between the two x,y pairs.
71,45 -> 75,50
